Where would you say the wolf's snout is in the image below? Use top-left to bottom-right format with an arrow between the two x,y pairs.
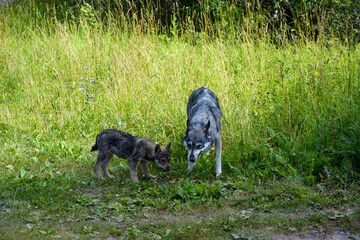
189,151 -> 196,162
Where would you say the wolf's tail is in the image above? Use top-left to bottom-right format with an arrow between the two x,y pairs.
91,142 -> 98,152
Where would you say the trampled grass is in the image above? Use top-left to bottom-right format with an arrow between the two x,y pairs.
0,3 -> 359,239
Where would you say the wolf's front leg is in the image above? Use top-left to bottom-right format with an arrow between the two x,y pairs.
128,159 -> 139,182
215,136 -> 222,177
140,160 -> 157,179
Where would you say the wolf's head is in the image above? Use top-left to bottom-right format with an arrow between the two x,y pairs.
154,142 -> 172,172
183,120 -> 214,171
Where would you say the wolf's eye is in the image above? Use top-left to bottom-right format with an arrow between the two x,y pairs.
196,144 -> 203,149
187,143 -> 192,148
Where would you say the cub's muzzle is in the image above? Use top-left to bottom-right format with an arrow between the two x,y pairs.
162,165 -> 171,172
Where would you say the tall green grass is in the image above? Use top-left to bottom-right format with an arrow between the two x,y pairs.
0,2 -> 359,186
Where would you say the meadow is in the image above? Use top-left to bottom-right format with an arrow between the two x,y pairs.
0,2 -> 359,239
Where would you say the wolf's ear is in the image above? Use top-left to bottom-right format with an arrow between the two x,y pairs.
186,119 -> 193,131
204,120 -> 210,134
166,142 -> 172,150
155,144 -> 161,153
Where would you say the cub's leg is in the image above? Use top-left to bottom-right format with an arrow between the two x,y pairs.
140,160 -> 157,179
101,152 -> 115,179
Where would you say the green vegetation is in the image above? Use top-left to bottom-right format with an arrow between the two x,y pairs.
1,1 -> 359,239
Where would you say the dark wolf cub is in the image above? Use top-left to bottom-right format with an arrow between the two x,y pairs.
91,129 -> 171,182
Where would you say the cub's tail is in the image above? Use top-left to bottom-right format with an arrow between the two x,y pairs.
91,142 -> 98,152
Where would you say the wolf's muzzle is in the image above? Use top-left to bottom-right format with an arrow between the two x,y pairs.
189,150 -> 202,162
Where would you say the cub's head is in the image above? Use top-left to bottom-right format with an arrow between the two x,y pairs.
154,142 -> 172,172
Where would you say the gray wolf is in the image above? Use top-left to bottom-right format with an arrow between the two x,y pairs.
183,87 -> 223,177
91,129 -> 171,182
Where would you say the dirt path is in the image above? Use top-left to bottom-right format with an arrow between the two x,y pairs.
136,206 -> 360,240
272,231 -> 358,240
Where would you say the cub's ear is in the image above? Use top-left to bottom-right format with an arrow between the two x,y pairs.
166,142 -> 172,150
186,119 -> 193,131
155,144 -> 161,153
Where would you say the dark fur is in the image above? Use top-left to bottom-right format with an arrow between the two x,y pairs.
91,129 -> 171,182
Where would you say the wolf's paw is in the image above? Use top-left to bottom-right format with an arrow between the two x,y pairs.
216,171 -> 222,177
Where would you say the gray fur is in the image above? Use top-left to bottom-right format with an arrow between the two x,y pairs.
91,129 -> 171,182
183,87 -> 223,177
